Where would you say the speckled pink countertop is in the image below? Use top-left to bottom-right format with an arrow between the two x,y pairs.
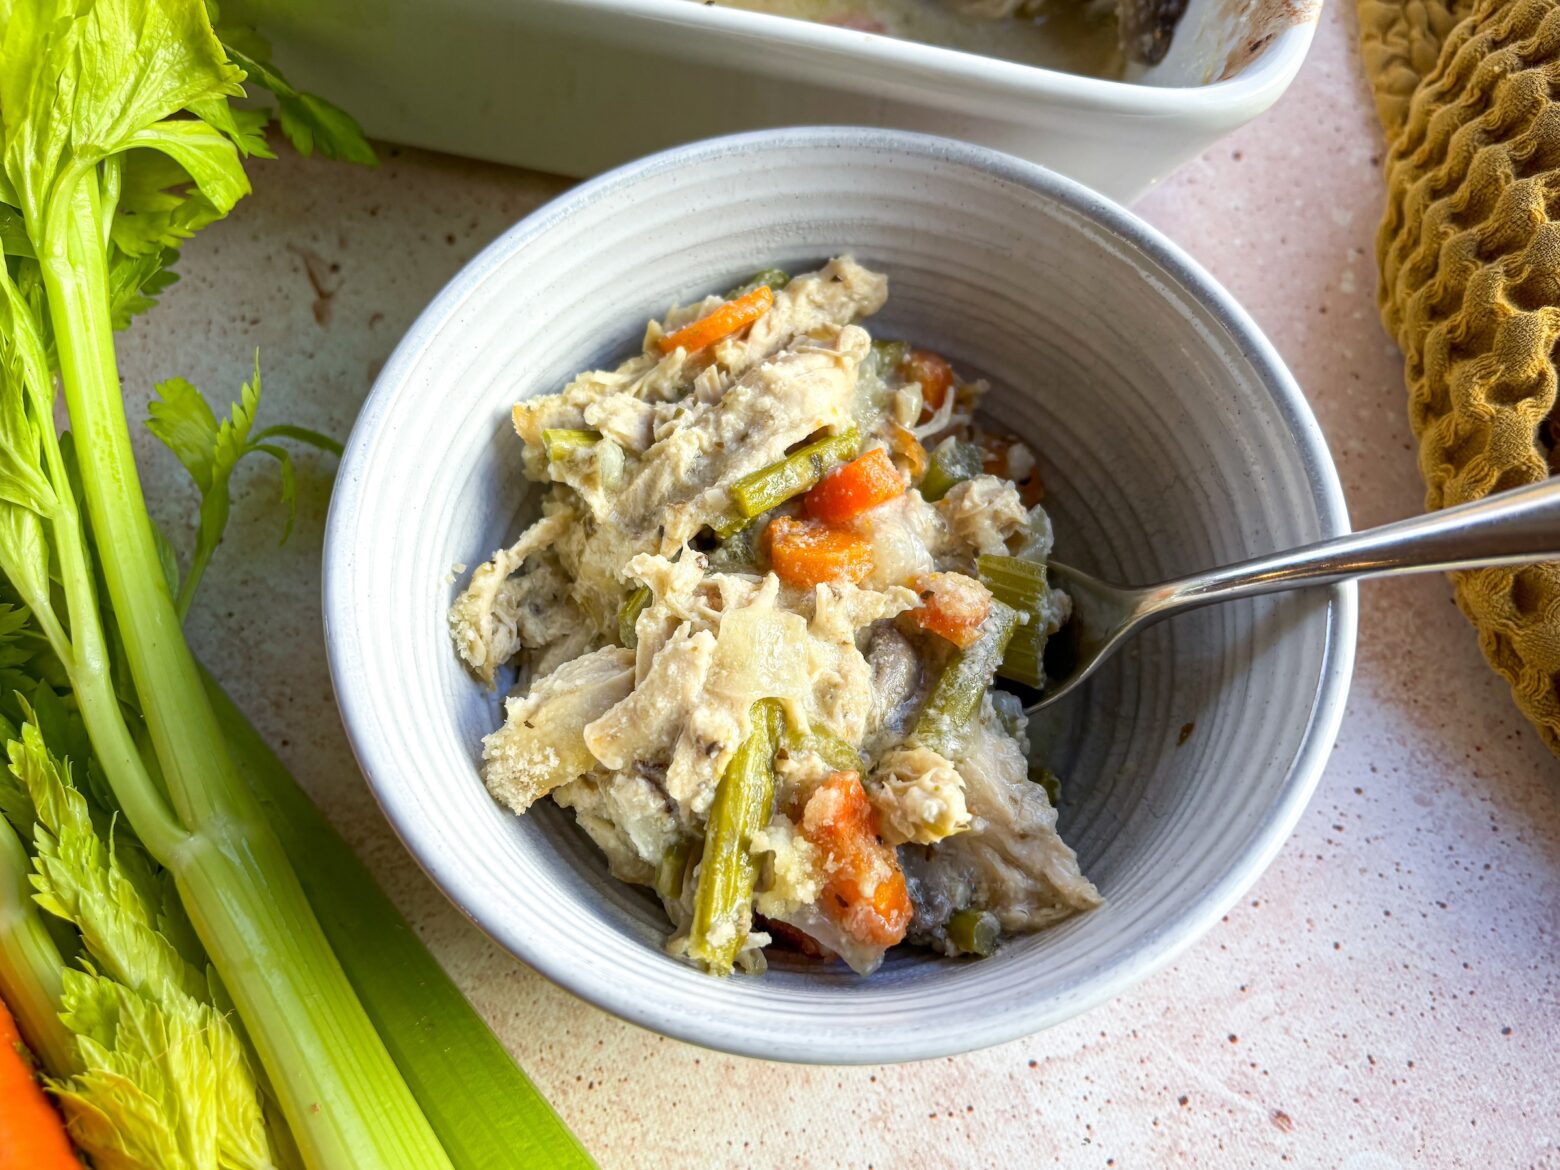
113,3 -> 1558,1166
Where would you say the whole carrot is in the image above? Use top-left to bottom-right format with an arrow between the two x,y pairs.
0,998 -> 80,1170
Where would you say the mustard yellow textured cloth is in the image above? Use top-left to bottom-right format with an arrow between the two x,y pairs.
1368,0 -> 1560,757
1358,0 -> 1474,138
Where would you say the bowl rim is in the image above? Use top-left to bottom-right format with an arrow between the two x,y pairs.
323,126 -> 1358,1063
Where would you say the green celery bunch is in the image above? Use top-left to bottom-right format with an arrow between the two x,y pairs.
0,2 -> 594,1167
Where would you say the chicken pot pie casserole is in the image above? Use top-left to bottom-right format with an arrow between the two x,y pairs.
449,258 -> 1100,977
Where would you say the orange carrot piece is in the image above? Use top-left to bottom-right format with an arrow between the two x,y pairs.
911,572 -> 993,649
658,285 -> 775,354
801,771 -> 911,948
767,516 -> 873,588
803,448 -> 905,524
904,349 -> 954,419
0,1000 -> 81,1170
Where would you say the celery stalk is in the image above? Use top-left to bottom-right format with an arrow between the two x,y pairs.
40,155 -> 451,1170
0,815 -> 74,1075
204,673 -> 597,1170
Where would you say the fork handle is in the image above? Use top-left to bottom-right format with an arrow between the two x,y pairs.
1153,476 -> 1560,610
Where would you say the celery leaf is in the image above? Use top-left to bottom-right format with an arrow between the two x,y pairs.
147,376 -> 223,488
221,44 -> 377,167
0,265 -> 61,631
57,966 -> 280,1170
120,122 -> 251,217
147,353 -> 339,616
187,97 -> 275,160
0,0 -> 246,228
8,719 -> 276,1170
108,247 -> 183,330
10,720 -> 206,1003
53,974 -> 205,1170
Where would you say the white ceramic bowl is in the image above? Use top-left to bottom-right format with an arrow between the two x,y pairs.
324,128 -> 1356,1063
232,0 -> 1318,204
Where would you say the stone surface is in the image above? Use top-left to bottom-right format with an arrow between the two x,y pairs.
114,3 -> 1557,1166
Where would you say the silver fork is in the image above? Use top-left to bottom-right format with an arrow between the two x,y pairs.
1028,476 -> 1560,712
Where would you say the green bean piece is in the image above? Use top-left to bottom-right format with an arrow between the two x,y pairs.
688,700 -> 783,975
978,554 -> 1054,689
783,723 -> 864,775
919,438 -> 986,502
541,427 -> 601,460
947,908 -> 1001,958
1030,763 -> 1062,807
915,600 -> 1021,757
618,584 -> 652,649
655,838 -> 696,902
725,268 -> 791,299
730,428 -> 861,520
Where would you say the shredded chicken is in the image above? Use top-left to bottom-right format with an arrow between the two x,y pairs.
558,329 -> 867,631
448,507 -> 579,686
869,744 -> 972,845
554,768 -> 680,886
937,475 -> 1030,560
481,646 -> 634,813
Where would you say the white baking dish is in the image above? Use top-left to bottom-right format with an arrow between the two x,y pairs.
230,0 -> 1317,204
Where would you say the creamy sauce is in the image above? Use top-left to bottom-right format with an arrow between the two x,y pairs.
704,0 -> 1125,78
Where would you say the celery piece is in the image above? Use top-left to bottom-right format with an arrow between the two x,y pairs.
542,428 -> 601,460
0,5 -> 480,1165
947,908 -> 1000,958
206,674 -> 597,1170
919,439 -> 986,502
725,268 -> 791,299
916,601 -> 1021,757
978,554 -> 1053,689
689,700 -> 782,975
998,629 -> 1045,690
977,554 -> 1048,611
730,428 -> 861,519
44,180 -> 451,1170
618,585 -> 652,650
